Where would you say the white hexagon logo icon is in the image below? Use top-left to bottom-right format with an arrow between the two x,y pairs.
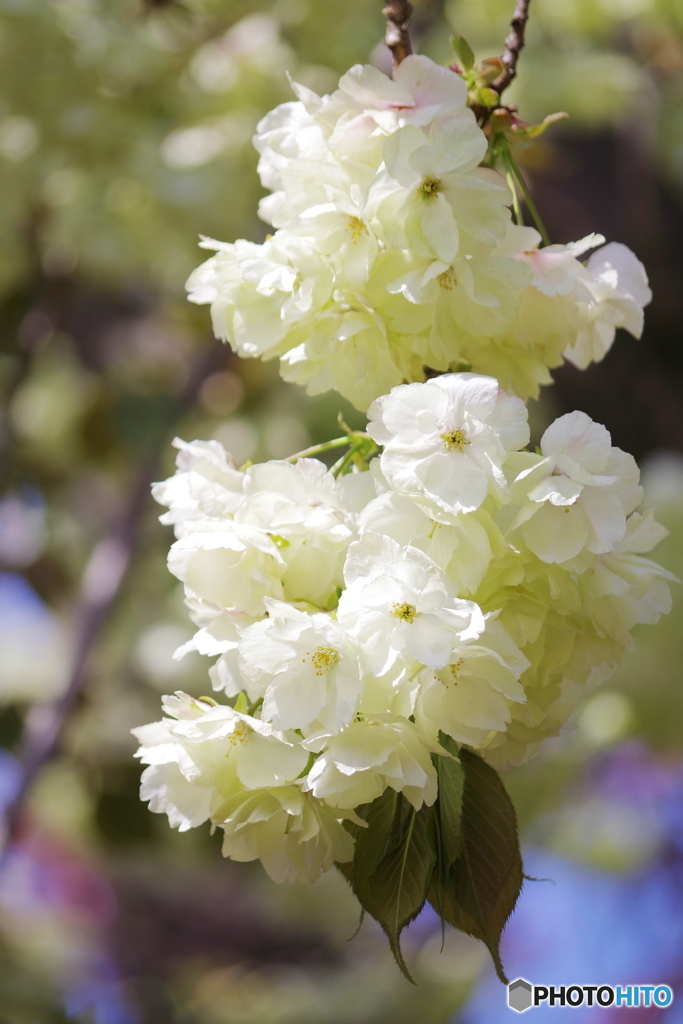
508,978 -> 533,1012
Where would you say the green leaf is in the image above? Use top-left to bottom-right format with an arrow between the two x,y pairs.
510,111 -> 568,140
371,803 -> 436,980
336,789 -> 397,894
340,789 -> 397,903
435,734 -> 465,869
430,737 -> 465,937
450,33 -> 475,72
337,792 -> 436,982
428,748 -> 522,984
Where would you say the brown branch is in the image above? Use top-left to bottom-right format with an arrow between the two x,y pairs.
492,0 -> 532,97
0,341 -> 228,856
383,0 -> 413,69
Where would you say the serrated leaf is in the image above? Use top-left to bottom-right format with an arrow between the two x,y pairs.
428,748 -> 522,984
435,735 -> 465,869
347,789 -> 398,907
430,737 -> 465,931
337,790 -> 405,903
450,33 -> 475,72
370,803 -> 436,981
337,793 -> 436,982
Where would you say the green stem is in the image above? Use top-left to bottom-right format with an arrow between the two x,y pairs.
331,436 -> 378,478
507,152 -> 551,245
296,751 -> 317,779
331,443 -> 360,478
285,436 -> 350,462
502,151 -> 523,227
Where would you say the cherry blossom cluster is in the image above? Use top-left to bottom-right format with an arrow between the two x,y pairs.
134,373 -> 674,883
186,55 -> 651,410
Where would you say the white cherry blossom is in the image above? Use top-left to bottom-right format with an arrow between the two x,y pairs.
140,44 -> 676,879
566,242 -> 652,368
369,119 -> 510,262
152,437 -> 244,535
367,373 -> 530,514
509,228 -> 605,297
387,248 -> 531,343
508,411 -> 642,563
414,621 -> 529,747
337,532 -> 486,676
582,510 -> 676,640
218,786 -> 354,883
253,81 -> 329,225
133,693 -> 308,832
303,714 -> 438,810
168,522 -> 285,617
331,54 -> 470,131
320,55 -> 471,166
279,302 -> 403,411
358,484 -> 504,597
237,600 -> 363,733
235,458 -> 358,610
187,234 -> 333,360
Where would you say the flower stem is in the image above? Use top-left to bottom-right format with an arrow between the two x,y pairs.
507,152 -> 550,245
331,444 -> 360,478
331,435 -> 378,478
501,150 -> 523,227
285,436 -> 351,462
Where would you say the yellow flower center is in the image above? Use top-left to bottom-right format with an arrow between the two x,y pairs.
308,646 -> 340,676
440,659 -> 465,688
418,176 -> 443,200
450,658 -> 464,678
346,215 -> 365,242
229,720 -> 250,747
392,602 -> 418,623
438,270 -> 457,291
441,429 -> 470,452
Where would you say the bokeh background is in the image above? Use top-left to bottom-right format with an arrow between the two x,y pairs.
2,0 -> 683,1020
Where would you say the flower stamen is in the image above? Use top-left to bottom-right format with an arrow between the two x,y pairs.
391,602 -> 418,623
228,720 -> 250,747
308,646 -> 340,676
418,176 -> 443,200
346,215 -> 365,243
437,270 -> 457,290
450,658 -> 464,678
441,429 -> 470,452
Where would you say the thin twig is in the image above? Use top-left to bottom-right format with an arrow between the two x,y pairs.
492,0 -> 532,97
0,341 -> 227,856
383,0 -> 413,69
